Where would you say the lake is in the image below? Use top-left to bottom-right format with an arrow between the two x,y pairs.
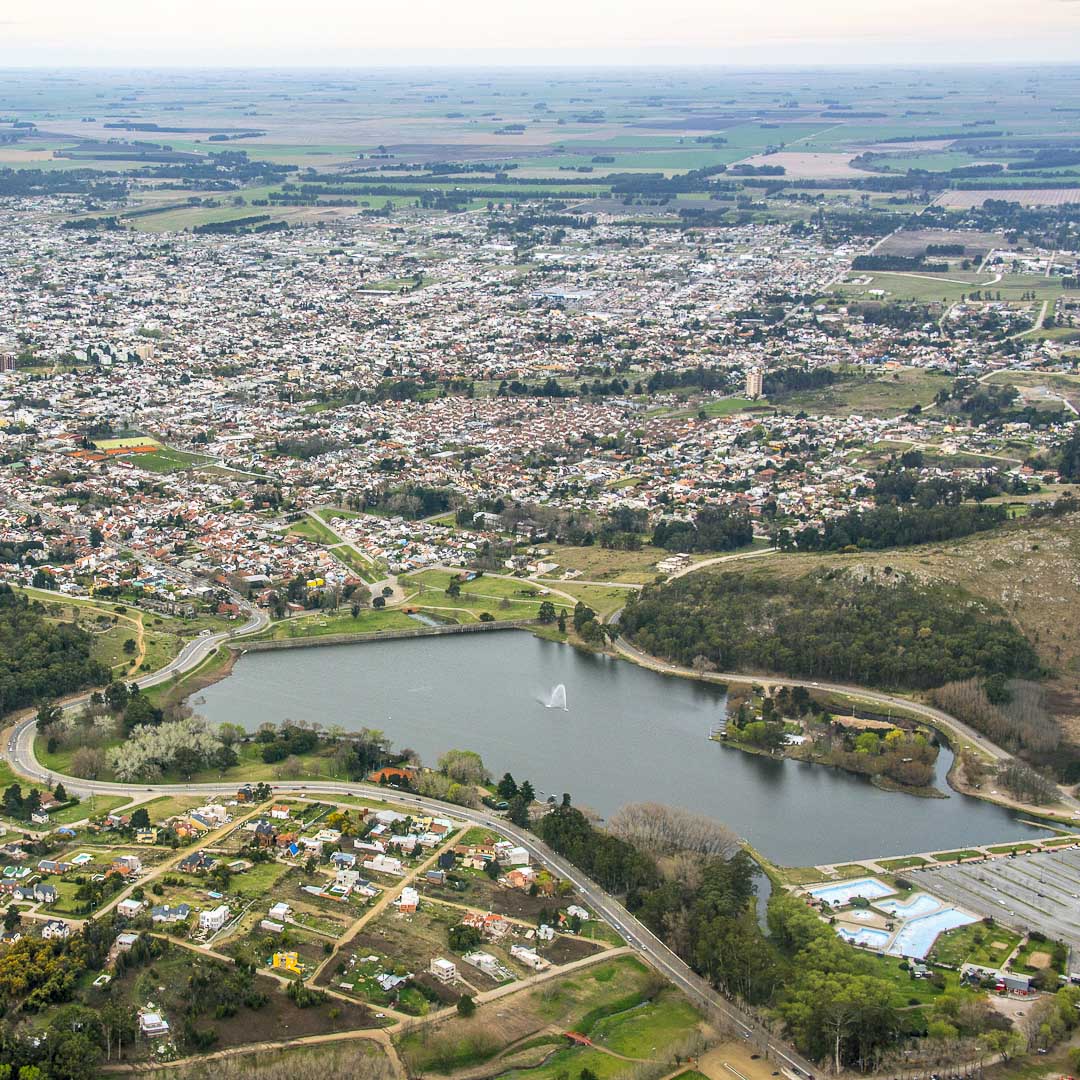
196,630 -> 1049,865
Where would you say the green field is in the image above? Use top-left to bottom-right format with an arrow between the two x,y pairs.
124,446 -> 214,473
836,270 -> 1066,305
402,569 -> 550,621
252,606 -> 421,641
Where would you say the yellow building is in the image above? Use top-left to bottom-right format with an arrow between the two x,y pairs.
272,951 -> 303,975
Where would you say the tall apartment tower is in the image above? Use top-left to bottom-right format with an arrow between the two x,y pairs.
745,367 -> 763,399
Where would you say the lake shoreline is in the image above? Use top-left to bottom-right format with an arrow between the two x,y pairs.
193,631 -> 1052,865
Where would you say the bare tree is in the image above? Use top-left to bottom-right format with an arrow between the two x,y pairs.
608,802 -> 739,858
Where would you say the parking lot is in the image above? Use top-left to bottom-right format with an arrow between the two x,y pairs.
912,847 -> 1080,955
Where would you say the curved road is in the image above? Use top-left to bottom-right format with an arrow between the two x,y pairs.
0,763 -> 814,1075
5,600 -> 267,774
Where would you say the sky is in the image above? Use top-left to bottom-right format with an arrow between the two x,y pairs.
1,0 -> 1078,67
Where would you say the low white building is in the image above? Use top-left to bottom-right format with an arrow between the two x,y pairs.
364,854 -> 404,876
268,902 -> 291,921
139,1010 -> 170,1038
117,898 -> 144,918
193,804 -> 230,826
510,945 -> 549,971
336,868 -> 361,891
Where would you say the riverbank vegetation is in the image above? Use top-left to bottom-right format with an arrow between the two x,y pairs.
620,566 -> 1039,691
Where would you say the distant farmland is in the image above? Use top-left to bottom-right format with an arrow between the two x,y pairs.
937,189 -> 1080,209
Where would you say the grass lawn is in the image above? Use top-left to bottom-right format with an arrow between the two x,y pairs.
48,795 -> 129,823
929,921 -> 1021,970
229,858 -> 291,901
547,582 -> 636,619
253,607 -> 420,641
1039,834 -> 1080,847
878,856 -> 931,871
0,758 -> 61,810
862,952 -> 955,1006
986,843 -> 1040,855
396,955 -> 682,1076
402,570 -> 548,621
931,850 -> 984,862
327,543 -> 381,583
535,543 -> 689,585
144,641 -> 233,709
833,863 -> 874,877
1013,936 -> 1067,975
589,988 -> 701,1056
136,794 -> 213,823
285,515 -> 340,546
834,271 -> 1065,305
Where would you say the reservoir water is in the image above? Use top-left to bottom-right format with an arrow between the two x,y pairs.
196,631 -> 1049,865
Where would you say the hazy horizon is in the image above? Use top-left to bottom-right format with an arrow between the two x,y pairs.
2,0 -> 1079,67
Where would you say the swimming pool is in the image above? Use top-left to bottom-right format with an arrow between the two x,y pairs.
809,878 -> 894,906
878,893 -> 940,919
888,908 -> 977,959
839,926 -> 891,949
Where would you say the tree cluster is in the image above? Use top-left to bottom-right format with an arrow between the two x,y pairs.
620,569 -> 1039,690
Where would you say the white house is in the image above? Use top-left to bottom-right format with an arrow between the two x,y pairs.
429,957 -> 457,983
41,919 -> 70,941
497,844 -> 530,867
193,804 -> 230,826
510,944 -> 549,971
117,898 -> 144,918
363,854 -> 404,876
335,868 -> 361,891
268,902 -> 291,921
462,950 -> 507,979
198,904 -> 230,932
566,905 -> 590,921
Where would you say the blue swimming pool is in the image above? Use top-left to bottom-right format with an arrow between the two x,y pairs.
839,926 -> 891,949
878,893 -> 940,919
809,878 -> 894,906
888,908 -> 977,959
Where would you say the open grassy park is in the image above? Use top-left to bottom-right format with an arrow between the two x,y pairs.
772,367 -> 953,418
